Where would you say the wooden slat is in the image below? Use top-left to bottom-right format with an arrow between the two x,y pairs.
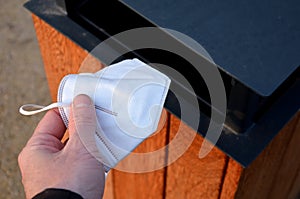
32,16 -> 89,101
112,112 -> 169,199
288,168 -> 300,199
103,172 -> 114,199
165,115 -> 228,199
219,158 -> 243,199
268,113 -> 300,199
235,113 -> 300,199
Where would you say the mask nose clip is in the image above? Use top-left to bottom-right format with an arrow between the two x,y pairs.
95,105 -> 118,116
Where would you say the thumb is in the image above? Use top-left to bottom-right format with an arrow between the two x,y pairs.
65,95 -> 98,156
70,94 -> 96,137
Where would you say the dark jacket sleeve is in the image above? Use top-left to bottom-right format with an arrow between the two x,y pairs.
32,188 -> 83,199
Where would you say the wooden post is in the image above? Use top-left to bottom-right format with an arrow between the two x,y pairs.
32,14 -> 300,199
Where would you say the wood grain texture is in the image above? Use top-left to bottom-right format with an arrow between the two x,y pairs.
165,115 -> 228,199
112,112 -> 169,199
32,15 -> 105,101
235,113 -> 300,199
219,158 -> 243,199
268,113 -> 300,199
288,167 -> 300,199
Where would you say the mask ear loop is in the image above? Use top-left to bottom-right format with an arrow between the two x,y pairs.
19,102 -> 70,116
19,102 -> 117,116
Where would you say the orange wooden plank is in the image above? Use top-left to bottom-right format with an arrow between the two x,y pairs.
165,115 -> 228,199
103,172 -> 114,199
219,158 -> 243,199
32,15 -> 104,101
112,112 -> 169,199
268,113 -> 300,199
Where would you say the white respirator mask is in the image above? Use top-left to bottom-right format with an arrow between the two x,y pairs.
20,59 -> 171,172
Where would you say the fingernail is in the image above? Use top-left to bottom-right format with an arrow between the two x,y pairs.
73,94 -> 92,108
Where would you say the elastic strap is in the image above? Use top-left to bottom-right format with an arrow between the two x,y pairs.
19,102 -> 70,116
19,102 -> 117,116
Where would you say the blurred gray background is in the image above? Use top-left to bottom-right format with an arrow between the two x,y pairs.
0,0 -> 51,198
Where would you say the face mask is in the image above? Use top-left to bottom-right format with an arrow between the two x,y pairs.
20,59 -> 171,172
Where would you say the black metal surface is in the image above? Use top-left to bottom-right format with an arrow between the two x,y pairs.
24,0 -> 101,52
24,0 -> 300,167
122,0 -> 300,96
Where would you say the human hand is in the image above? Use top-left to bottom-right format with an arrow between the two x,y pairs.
18,95 -> 105,199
